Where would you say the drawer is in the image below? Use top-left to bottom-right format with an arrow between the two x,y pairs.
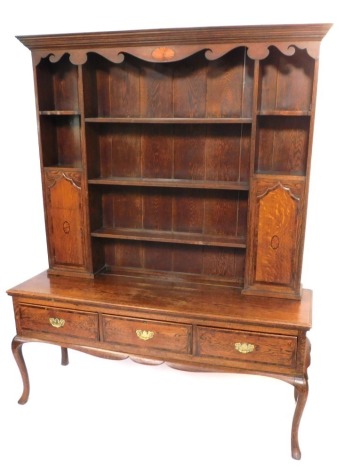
102,315 -> 192,354
18,304 -> 99,340
196,326 -> 297,368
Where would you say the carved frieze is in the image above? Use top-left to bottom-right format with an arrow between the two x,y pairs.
31,40 -> 321,66
45,169 -> 82,190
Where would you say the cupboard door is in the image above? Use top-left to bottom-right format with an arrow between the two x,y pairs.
244,178 -> 305,299
44,169 -> 87,272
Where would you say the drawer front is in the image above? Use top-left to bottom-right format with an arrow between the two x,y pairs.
18,305 -> 99,340
102,315 -> 192,354
196,326 -> 297,368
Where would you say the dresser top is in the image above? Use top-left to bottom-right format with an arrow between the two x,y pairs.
8,271 -> 312,330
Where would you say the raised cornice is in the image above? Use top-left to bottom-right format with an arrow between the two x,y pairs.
17,24 -> 332,65
17,23 -> 332,50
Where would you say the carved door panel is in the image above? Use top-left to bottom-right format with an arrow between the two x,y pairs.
244,178 -> 305,299
44,170 -> 86,271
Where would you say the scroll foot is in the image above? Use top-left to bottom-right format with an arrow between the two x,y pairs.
11,337 -> 30,405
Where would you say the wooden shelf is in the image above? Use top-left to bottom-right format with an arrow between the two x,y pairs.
254,171 -> 306,179
91,227 -> 247,248
85,117 -> 252,124
44,165 -> 82,171
39,110 -> 80,116
88,177 -> 249,191
101,266 -> 244,287
257,110 -> 311,116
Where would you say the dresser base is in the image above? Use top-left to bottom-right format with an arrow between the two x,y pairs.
8,271 -> 312,460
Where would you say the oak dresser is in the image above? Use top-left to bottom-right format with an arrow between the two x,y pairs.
7,23 -> 331,459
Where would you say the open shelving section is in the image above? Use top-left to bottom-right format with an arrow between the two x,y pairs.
25,23 -> 330,298
80,47 -> 252,286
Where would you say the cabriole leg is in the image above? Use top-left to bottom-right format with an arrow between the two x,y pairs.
11,336 -> 30,405
61,347 -> 69,366
291,377 -> 308,459
291,335 -> 311,459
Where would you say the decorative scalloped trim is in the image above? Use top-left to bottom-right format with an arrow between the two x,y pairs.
32,40 -> 320,66
45,170 -> 82,190
257,181 -> 300,202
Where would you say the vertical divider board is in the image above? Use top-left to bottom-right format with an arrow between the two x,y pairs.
243,58 -> 260,293
78,64 -> 94,274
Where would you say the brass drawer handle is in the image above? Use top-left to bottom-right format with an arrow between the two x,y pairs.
136,329 -> 155,341
234,342 -> 255,354
49,317 -> 65,328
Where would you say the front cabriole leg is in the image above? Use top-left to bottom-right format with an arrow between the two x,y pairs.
291,377 -> 308,459
11,336 -> 30,405
291,337 -> 311,459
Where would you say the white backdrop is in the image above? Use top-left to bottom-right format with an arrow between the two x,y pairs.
0,2 -> 343,469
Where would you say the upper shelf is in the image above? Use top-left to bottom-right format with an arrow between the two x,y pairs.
85,117 -> 252,124
39,110 -> 80,116
88,177 -> 249,191
91,227 -> 247,249
257,111 -> 311,117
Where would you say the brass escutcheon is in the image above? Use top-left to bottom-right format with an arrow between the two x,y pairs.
136,329 -> 155,341
234,342 -> 255,354
49,317 -> 65,328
